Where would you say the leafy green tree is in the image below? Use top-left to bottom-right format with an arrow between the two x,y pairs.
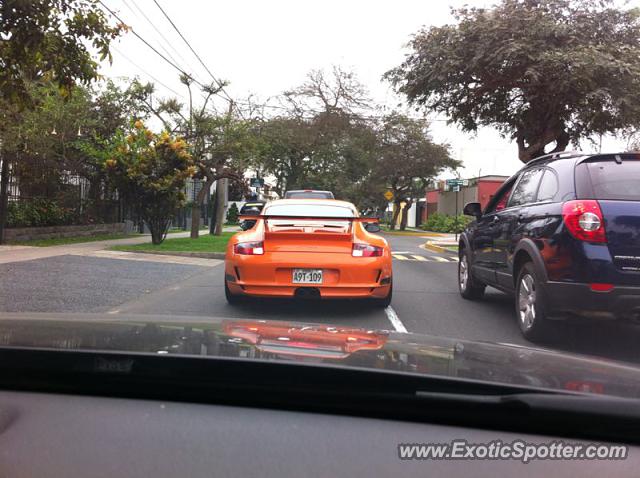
373,114 -> 458,230
3,81 -> 145,222
0,0 -> 124,242
130,78 -> 253,237
253,67 -> 378,205
105,122 -> 195,244
386,0 -> 640,163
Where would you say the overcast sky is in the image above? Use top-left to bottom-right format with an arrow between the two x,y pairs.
100,0 -> 631,179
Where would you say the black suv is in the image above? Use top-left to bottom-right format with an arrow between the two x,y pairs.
459,152 -> 640,341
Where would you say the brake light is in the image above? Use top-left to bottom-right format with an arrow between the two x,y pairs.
562,200 -> 606,243
352,243 -> 383,257
590,283 -> 614,292
234,241 -> 264,255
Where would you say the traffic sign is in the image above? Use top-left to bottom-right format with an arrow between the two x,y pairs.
446,178 -> 465,186
452,185 -> 461,192
384,190 -> 394,201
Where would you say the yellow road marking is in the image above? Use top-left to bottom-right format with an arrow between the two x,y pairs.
411,255 -> 428,261
392,254 -> 409,260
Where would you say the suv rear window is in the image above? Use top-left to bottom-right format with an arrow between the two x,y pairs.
585,159 -> 640,200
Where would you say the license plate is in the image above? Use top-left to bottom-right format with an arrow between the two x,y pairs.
292,269 -> 323,284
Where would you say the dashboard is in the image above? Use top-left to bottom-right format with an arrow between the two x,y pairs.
0,390 -> 636,477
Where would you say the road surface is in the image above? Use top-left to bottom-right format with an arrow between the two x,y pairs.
2,232 -> 640,364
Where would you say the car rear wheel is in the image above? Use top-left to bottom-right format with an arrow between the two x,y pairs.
458,249 -> 485,300
224,280 -> 243,305
515,262 -> 552,342
374,282 -> 392,308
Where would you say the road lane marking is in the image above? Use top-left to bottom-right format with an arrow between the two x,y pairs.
384,305 -> 408,333
391,253 -> 457,262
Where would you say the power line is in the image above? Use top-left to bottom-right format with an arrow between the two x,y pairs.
123,0 -> 200,82
97,0 -> 206,90
110,45 -> 186,100
150,0 -> 239,110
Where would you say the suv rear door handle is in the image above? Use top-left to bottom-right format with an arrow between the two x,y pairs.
492,215 -> 500,223
517,214 -> 525,222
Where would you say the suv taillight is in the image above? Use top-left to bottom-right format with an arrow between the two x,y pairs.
562,200 -> 606,243
352,243 -> 383,257
234,241 -> 264,255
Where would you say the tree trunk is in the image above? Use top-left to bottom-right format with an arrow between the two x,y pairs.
516,126 -> 569,163
149,217 -> 170,245
0,154 -> 11,245
399,199 -> 413,231
190,177 -> 215,239
213,178 -> 226,236
208,191 -> 217,235
389,200 -> 401,230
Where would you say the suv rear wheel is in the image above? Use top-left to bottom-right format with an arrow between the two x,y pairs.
459,249 -> 485,300
515,262 -> 552,342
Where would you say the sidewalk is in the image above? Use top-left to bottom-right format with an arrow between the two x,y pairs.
0,227 -> 238,265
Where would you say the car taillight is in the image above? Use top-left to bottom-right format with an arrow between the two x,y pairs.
562,200 -> 606,243
352,243 -> 383,257
234,241 -> 264,255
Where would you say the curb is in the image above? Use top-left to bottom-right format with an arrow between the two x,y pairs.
116,250 -> 226,260
422,241 -> 459,255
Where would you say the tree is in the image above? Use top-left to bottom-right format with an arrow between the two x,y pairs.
283,65 -> 370,116
105,122 -> 195,244
226,202 -> 239,224
0,0 -> 124,242
373,114 -> 458,230
386,0 -> 640,163
254,67 -> 378,204
130,78 -> 252,237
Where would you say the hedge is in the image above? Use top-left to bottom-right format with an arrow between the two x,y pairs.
420,213 -> 472,233
7,199 -> 76,228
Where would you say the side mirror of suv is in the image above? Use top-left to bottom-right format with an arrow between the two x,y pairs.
463,202 -> 482,219
364,222 -> 381,233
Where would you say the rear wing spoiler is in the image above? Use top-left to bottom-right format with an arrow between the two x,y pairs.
238,215 -> 380,223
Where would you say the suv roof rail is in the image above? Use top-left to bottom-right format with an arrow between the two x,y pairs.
528,150 -> 584,164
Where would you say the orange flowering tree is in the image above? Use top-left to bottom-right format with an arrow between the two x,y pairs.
105,121 -> 195,244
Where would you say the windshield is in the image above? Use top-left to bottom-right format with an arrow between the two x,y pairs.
2,0 -> 640,411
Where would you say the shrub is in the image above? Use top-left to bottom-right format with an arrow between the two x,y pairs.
7,199 -> 76,228
420,213 -> 472,233
105,122 -> 194,244
226,203 -> 239,224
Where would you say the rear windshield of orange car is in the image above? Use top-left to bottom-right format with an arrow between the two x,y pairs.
265,204 -> 355,217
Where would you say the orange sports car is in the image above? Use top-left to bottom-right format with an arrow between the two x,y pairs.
224,199 -> 392,306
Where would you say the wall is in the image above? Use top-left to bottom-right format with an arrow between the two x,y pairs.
477,180 -> 506,209
5,223 -> 126,242
436,186 -> 478,216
